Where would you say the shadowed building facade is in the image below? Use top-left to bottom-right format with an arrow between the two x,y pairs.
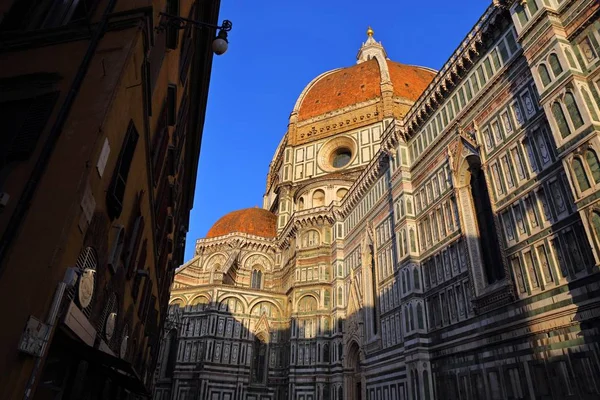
0,0 -> 221,397
155,1 -> 600,399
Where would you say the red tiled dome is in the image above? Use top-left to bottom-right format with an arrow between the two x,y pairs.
297,59 -> 436,121
206,208 -> 277,239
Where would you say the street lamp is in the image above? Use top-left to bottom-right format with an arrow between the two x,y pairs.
156,13 -> 233,55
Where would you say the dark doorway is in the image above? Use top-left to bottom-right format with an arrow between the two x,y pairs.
346,341 -> 362,400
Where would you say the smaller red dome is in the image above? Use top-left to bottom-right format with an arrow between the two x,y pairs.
206,208 -> 277,239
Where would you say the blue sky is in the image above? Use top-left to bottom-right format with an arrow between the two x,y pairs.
185,0 -> 491,261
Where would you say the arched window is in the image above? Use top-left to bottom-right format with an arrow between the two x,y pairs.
337,287 -> 343,306
515,3 -> 528,26
312,190 -> 325,207
324,290 -> 331,307
581,88 -> 599,122
336,188 -> 348,200
573,158 -> 591,192
298,197 -> 305,210
538,64 -> 551,86
586,150 -> 600,184
404,308 -> 410,332
190,296 -> 208,312
298,296 -> 317,312
565,92 -> 584,129
552,102 -> 571,138
301,230 -> 320,248
591,212 -> 600,245
323,343 -> 330,363
423,370 -> 431,400
251,269 -> 263,289
417,303 -> 424,330
413,268 -> 420,290
409,228 -> 416,252
549,54 -> 563,76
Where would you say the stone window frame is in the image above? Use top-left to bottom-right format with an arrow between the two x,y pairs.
546,86 -> 591,145
564,141 -> 600,199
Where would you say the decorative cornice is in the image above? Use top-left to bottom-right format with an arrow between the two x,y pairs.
195,233 -> 277,255
402,4 -> 507,138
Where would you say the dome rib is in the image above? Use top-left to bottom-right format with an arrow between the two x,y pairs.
206,208 -> 277,239
295,59 -> 436,122
297,59 -> 382,121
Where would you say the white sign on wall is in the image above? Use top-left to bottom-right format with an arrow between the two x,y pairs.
96,138 -> 110,177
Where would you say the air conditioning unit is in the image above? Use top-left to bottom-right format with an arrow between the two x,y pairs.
0,192 -> 9,210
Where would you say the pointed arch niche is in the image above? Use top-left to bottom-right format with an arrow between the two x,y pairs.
344,340 -> 364,400
451,142 -> 507,297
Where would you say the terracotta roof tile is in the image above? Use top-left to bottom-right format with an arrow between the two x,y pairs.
206,208 -> 277,239
297,59 -> 436,122
298,59 -> 382,121
386,61 -> 436,101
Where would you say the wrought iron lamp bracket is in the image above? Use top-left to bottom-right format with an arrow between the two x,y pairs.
155,13 -> 232,33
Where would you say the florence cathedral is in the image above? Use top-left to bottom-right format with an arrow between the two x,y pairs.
153,1 -> 600,399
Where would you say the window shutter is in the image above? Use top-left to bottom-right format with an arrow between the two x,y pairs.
125,216 -> 145,279
155,177 -> 172,245
107,122 -> 139,219
139,279 -> 153,321
132,239 -> 147,301
4,92 -> 59,163
142,287 -> 154,325
107,225 -> 125,273
152,101 -> 169,185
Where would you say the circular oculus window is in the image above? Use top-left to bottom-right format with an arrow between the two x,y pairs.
331,148 -> 352,168
317,136 -> 357,172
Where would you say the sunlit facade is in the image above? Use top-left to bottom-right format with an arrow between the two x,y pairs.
0,0 -> 220,397
154,1 -> 600,399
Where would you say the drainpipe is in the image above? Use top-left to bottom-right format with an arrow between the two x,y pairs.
23,267 -> 78,400
0,0 -> 118,273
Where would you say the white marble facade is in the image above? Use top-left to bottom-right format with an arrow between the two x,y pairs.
154,1 -> 600,399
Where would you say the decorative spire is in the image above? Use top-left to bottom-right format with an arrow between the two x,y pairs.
356,26 -> 388,64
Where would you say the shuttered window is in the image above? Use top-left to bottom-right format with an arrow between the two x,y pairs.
138,278 -> 153,321
106,121 -> 139,219
125,215 -> 145,278
152,101 -> 169,185
132,239 -> 147,302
